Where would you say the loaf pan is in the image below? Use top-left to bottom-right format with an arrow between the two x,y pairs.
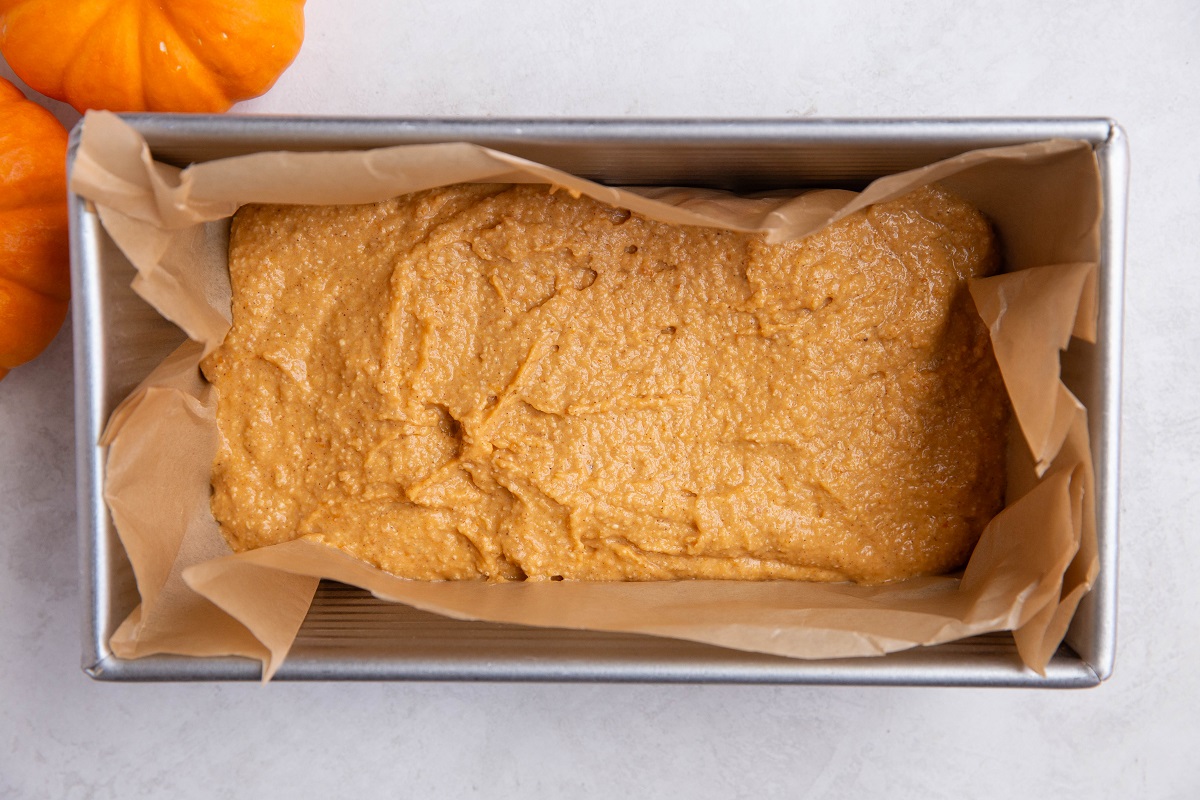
69,117 -> 1127,685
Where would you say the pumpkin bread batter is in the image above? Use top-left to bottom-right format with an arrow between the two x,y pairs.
202,183 -> 1007,583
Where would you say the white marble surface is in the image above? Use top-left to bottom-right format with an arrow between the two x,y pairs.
2,1 -> 1196,796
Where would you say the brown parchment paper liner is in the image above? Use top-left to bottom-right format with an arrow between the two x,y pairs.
73,111 -> 1102,680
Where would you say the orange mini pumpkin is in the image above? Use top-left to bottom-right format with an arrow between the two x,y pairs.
0,0 -> 306,113
0,77 -> 69,381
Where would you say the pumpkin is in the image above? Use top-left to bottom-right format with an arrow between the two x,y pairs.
0,77 -> 69,381
0,0 -> 306,113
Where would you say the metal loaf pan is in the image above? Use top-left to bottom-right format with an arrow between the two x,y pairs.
69,117 -> 1128,685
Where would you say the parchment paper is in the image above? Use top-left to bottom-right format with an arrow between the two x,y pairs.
72,111 -> 1102,680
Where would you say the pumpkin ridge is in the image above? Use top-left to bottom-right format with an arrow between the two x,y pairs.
65,0 -> 129,100
131,1 -> 148,111
155,0 -> 252,71
157,0 -> 304,99
58,0 -> 140,112
67,0 -> 128,46
0,192 -> 67,212
149,3 -> 232,109
0,273 -> 70,306
137,4 -> 162,112
0,174 -> 67,210
154,1 -> 216,69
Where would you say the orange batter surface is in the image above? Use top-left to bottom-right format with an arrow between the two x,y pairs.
202,183 -> 1007,583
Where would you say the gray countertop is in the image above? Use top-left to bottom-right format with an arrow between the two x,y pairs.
2,1 -> 1196,796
